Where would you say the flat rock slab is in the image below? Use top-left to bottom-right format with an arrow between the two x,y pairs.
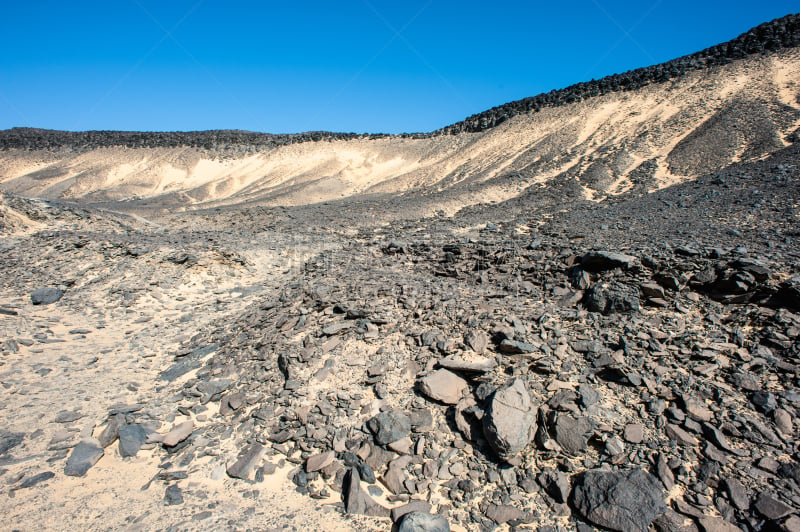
227,443 -> 266,480
698,517 -> 744,532
160,421 -> 194,447
30,287 -> 64,305
164,484 -> 184,505
754,492 -> 795,520
391,500 -> 433,523
580,251 -> 640,272
64,438 -> 104,477
305,451 -> 335,472
418,369 -> 468,404
463,330 -> 488,354
54,411 -> 84,423
16,471 -> 55,490
98,414 -> 124,448
438,355 -> 495,374
570,468 -> 665,532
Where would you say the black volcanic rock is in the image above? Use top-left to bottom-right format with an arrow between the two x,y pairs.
571,469 -> 666,532
584,282 -> 640,314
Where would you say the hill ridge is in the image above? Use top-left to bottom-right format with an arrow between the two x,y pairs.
1,13 -> 798,151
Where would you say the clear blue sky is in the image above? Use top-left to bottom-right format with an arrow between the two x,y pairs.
1,1 -> 796,134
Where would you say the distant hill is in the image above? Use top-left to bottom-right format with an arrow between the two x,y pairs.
0,13 -> 798,152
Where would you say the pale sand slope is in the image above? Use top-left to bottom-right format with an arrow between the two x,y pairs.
1,51 -> 799,212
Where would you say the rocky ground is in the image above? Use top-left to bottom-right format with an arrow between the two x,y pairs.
0,132 -> 798,532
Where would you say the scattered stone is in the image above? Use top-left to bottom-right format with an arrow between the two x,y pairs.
723,477 -> 750,511
164,484 -> 183,505
483,379 -> 537,461
367,410 -> 411,446
485,504 -> 528,525
554,414 -> 592,455
97,414 -> 124,448
30,287 -> 64,305
118,424 -> 150,458
666,424 -> 699,446
343,468 -> 389,517
624,423 -> 644,444
160,421 -> 194,447
585,282 -> 640,314
391,500 -> 433,523
464,330 -> 488,354
305,451 -> 335,472
437,355 -> 495,374
0,430 -> 24,456
570,469 -> 665,532
698,517 -> 744,532
754,492 -> 794,520
418,369 -> 468,405
15,471 -> 55,490
54,411 -> 83,423
499,339 -> 537,354
227,443 -> 266,480
64,438 -> 104,477
580,251 -> 640,272
397,511 -> 450,532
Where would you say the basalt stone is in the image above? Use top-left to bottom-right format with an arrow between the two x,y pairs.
0,430 -> 24,456
164,484 -> 184,505
64,438 -> 104,477
343,468 -> 389,517
580,251 -> 640,272
585,282 -> 640,314
483,379 -> 537,461
227,443 -> 266,480
118,423 -> 150,458
30,287 -> 64,305
570,469 -> 665,532
367,410 -> 411,446
398,511 -> 451,532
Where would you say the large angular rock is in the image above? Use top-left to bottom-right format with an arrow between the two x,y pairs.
585,282 -> 640,314
754,492 -> 794,520
367,410 -> 411,446
30,287 -> 64,305
118,424 -> 150,458
343,468 -> 389,517
64,438 -> 104,477
398,511 -> 450,532
571,469 -> 665,532
483,379 -> 537,461
418,369 -> 468,405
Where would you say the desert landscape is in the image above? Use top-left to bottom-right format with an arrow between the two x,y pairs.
1,13 -> 800,532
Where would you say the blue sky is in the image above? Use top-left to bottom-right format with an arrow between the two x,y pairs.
1,1 -> 797,133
